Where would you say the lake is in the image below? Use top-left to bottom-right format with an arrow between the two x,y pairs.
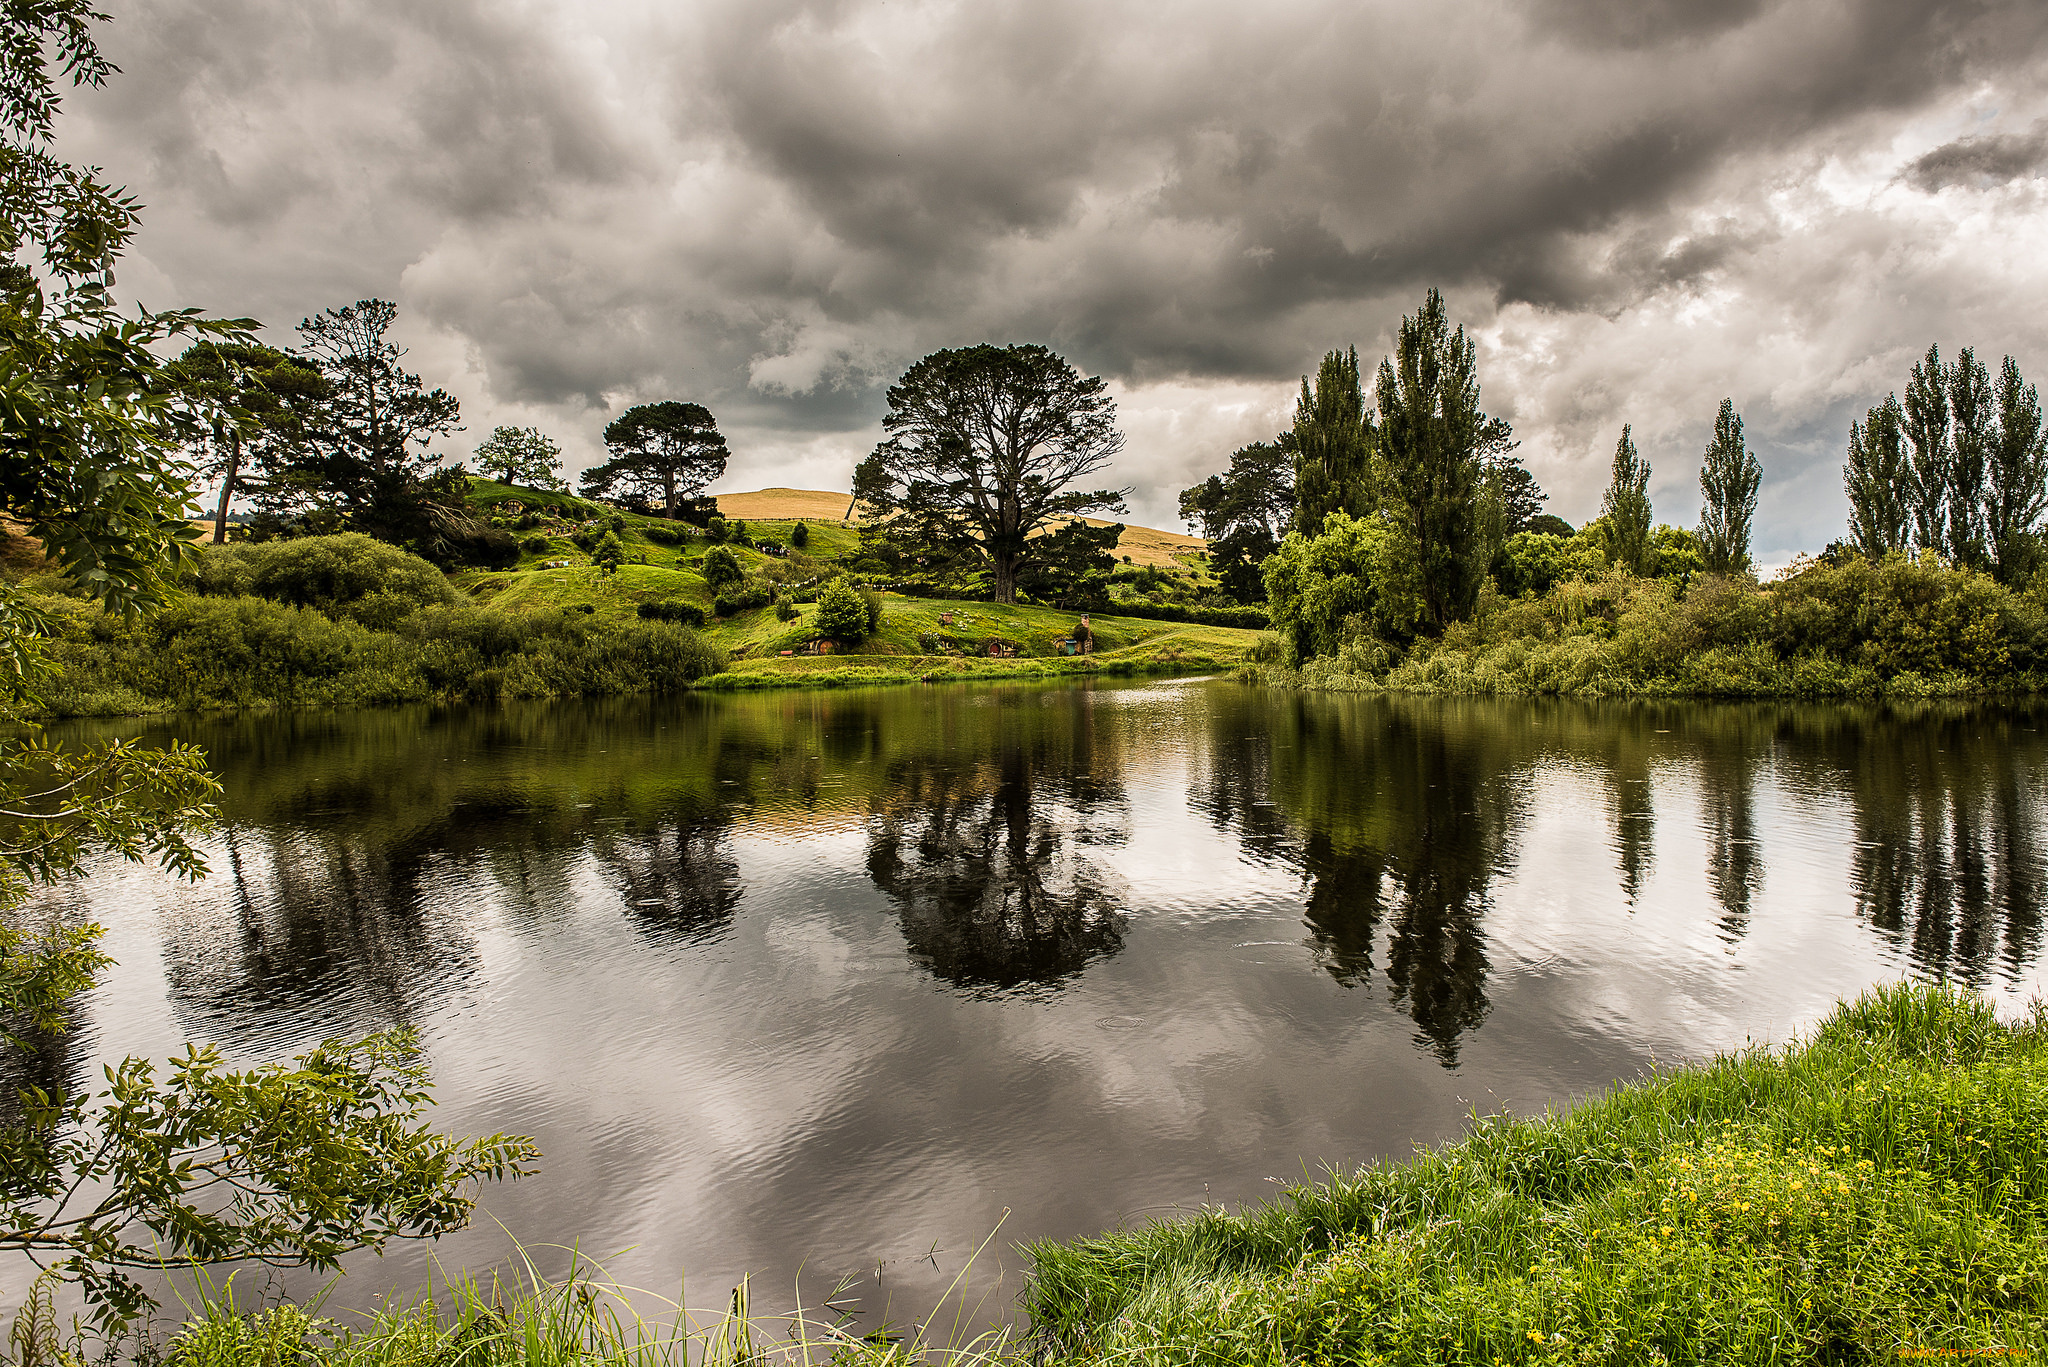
16,678 -> 2048,1330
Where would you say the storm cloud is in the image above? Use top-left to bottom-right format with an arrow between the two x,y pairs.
64,0 -> 2048,555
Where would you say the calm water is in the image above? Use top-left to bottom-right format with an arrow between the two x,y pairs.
14,679 -> 2048,1324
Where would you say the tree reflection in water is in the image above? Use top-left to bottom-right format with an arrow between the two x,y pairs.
863,692 -> 1128,995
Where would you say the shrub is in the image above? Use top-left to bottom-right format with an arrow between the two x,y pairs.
707,517 -> 728,543
636,599 -> 707,627
774,594 -> 799,622
701,545 -> 742,590
231,534 -> 457,621
860,586 -> 884,634
815,578 -> 870,641
790,521 -> 809,549
520,534 -> 551,554
643,524 -> 681,546
592,530 -> 626,575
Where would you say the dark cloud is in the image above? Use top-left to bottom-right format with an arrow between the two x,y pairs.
1903,121 -> 2048,191
59,0 -> 2048,543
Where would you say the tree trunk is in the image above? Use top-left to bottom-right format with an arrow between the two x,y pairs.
992,551 -> 1018,604
663,473 -> 678,519
213,433 -> 240,544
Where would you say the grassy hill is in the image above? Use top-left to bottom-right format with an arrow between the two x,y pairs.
457,479 -> 1262,684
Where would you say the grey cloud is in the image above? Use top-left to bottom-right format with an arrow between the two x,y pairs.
1903,121 -> 2048,191
61,0 -> 2048,543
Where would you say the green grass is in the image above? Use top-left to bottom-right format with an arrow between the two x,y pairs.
1020,982 -> 2048,1365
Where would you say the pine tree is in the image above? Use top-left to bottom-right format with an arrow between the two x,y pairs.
1946,348 -> 1993,569
1902,344 -> 1950,558
1600,425 -> 1652,575
1843,394 -> 1910,557
1697,398 -> 1761,575
1289,347 -> 1373,537
1986,355 -> 2048,583
1376,290 -> 1487,630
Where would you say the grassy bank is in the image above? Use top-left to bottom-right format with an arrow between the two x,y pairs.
1266,553 -> 2048,699
126,983 -> 2048,1363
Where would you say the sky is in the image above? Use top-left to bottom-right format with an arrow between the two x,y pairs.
62,0 -> 2048,561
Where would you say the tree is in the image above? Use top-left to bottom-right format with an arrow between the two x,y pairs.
1488,454 -> 1547,534
1947,348 -> 1993,570
165,343 -> 329,544
473,425 -> 565,490
1697,398 -> 1761,575
1844,394 -> 1911,557
1289,348 -> 1373,537
0,4 -> 536,1324
1179,439 -> 1295,603
815,577 -> 870,640
266,300 -> 464,548
790,520 -> 810,550
1376,290 -> 1492,631
1902,344 -> 1950,558
855,344 -> 1127,605
1016,518 -> 1121,606
1985,356 -> 2048,583
1600,425 -> 1652,575
591,528 -> 625,574
583,402 -> 728,519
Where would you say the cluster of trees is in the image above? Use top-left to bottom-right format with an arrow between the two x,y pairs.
1842,345 -> 2047,582
179,319 -> 734,566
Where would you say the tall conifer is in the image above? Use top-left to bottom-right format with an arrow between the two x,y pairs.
1986,355 -> 2048,583
1600,425 -> 1652,575
1902,344 -> 1951,558
1697,398 -> 1761,575
1289,347 -> 1373,537
1376,289 -> 1485,630
1947,348 -> 1993,569
1843,394 -> 1910,557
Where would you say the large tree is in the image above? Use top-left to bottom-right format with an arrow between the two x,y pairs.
165,342 -> 329,543
1179,439 -> 1295,603
1697,398 -> 1761,575
0,2 -> 533,1326
1289,347 -> 1373,537
1902,344 -> 1951,558
1376,290 -> 1489,630
1986,355 -> 2048,583
1601,425 -> 1652,575
473,424 -> 565,490
1844,393 -> 1911,557
263,299 -> 464,545
854,343 -> 1127,604
582,401 -> 728,518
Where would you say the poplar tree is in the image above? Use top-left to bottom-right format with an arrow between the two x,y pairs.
1843,394 -> 1910,557
1986,355 -> 2048,583
1600,425 -> 1652,575
1376,290 -> 1486,630
1288,346 -> 1373,537
1697,398 -> 1761,575
1946,348 -> 1993,569
1902,344 -> 1950,558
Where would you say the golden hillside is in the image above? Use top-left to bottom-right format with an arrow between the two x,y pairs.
710,488 -> 1207,570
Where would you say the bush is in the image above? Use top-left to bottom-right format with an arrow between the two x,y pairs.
790,521 -> 810,549
707,517 -> 728,544
815,578 -> 870,641
644,524 -> 681,546
204,535 -> 458,623
701,544 -> 742,590
774,594 -> 799,622
637,599 -> 707,627
860,586 -> 884,634
592,530 -> 626,575
520,534 -> 551,554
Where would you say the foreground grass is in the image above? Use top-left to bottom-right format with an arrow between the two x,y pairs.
1023,982 -> 2048,1365
137,984 -> 2048,1364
